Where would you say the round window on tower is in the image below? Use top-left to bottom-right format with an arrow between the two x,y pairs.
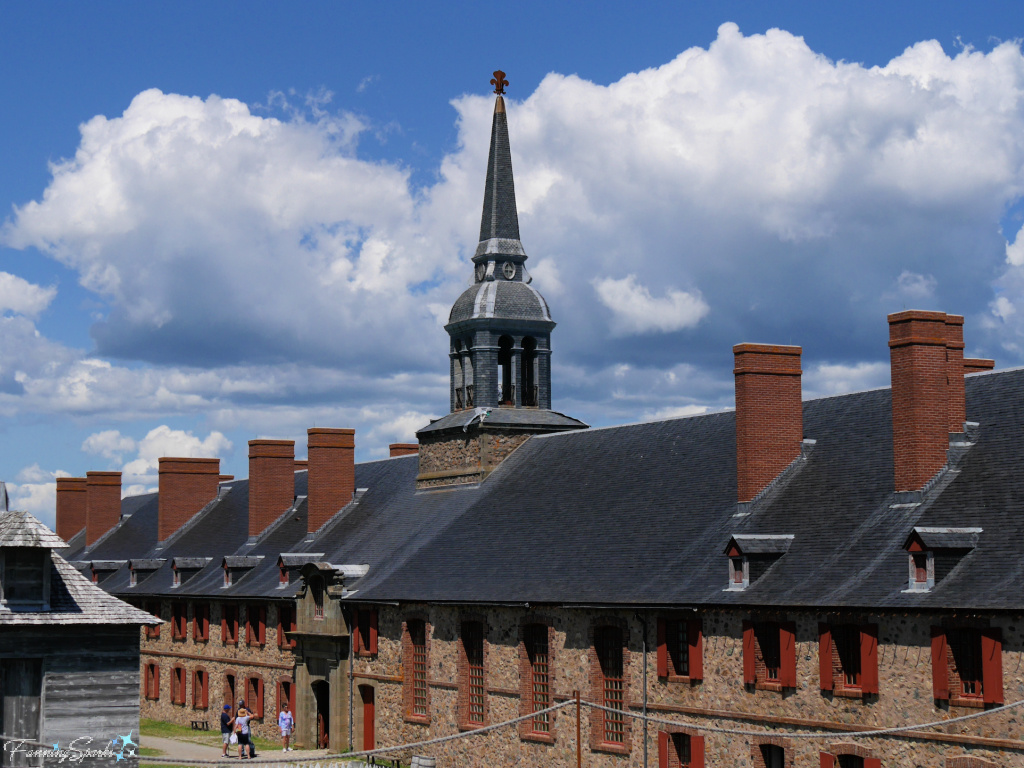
502,262 -> 516,280
475,263 -> 486,282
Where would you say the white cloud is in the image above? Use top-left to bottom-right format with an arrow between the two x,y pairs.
7,465 -> 70,529
593,275 -> 709,335
2,25 -> 1024,447
803,362 -> 892,398
82,429 -> 137,460
118,426 -> 232,491
0,273 -> 56,318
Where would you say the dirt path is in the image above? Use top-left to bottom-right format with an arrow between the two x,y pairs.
141,734 -> 343,765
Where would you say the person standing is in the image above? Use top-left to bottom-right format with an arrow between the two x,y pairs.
278,704 -> 295,751
235,705 -> 251,759
220,705 -> 235,757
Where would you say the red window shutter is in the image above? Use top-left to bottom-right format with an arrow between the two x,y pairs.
818,623 -> 833,691
690,733 -> 705,768
352,610 -> 362,653
369,609 -> 379,654
154,665 -> 160,700
202,671 -> 209,709
931,626 -> 949,700
982,627 -> 1003,705
820,753 -> 835,768
656,618 -> 668,677
860,623 -> 879,695
657,731 -> 668,768
742,621 -> 756,684
864,759 -> 881,768
222,611 -> 228,641
257,677 -> 265,718
259,607 -> 267,645
688,619 -> 703,681
780,622 -> 797,688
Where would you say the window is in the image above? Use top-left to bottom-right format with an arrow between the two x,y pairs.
2,548 -> 46,604
459,620 -> 486,728
246,605 -> 266,646
760,744 -> 785,768
403,618 -> 429,723
520,623 -> 552,739
171,602 -> 187,640
278,605 -> 297,649
838,757 -> 864,768
246,676 -> 264,719
658,731 -> 705,768
279,562 -> 289,586
171,665 -> 186,705
222,604 -> 238,645
277,677 -> 295,714
498,335 -> 514,405
931,626 -> 1003,707
592,625 -> 628,750
522,337 -> 538,406
820,751 -> 881,768
354,608 -> 378,656
193,668 -> 209,709
743,621 -> 796,690
657,617 -> 703,682
225,673 -> 236,708
311,577 -> 325,620
193,603 -> 210,641
223,565 -> 232,587
819,623 -> 878,697
145,602 -> 162,638
836,625 -> 861,688
144,663 -> 160,700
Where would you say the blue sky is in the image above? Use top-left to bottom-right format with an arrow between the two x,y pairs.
2,2 -> 1024,526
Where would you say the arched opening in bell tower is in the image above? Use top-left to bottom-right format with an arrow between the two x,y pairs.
498,335 -> 514,405
522,337 -> 537,406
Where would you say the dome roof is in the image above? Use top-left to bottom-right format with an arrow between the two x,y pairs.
448,280 -> 553,326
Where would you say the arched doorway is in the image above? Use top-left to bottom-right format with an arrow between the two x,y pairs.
311,680 -> 329,749
359,685 -> 375,751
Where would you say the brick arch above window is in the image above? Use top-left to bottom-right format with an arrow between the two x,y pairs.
946,756 -> 999,768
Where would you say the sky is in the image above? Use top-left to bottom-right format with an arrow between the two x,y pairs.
2,1 -> 1024,528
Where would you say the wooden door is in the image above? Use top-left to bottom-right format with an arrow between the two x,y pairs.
1,659 -> 42,767
359,686 -> 375,751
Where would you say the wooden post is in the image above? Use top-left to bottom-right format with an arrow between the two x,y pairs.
575,689 -> 581,768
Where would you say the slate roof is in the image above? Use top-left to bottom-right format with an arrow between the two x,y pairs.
448,280 -> 553,326
87,368 -> 1024,615
0,510 -> 67,548
418,407 -> 588,435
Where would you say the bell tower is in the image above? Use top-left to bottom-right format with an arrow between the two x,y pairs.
415,72 -> 587,489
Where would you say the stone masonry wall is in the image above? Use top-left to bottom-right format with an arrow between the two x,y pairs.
138,598 -> 296,740
353,605 -> 1024,768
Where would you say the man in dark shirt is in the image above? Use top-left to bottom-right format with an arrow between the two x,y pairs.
221,704 -> 234,757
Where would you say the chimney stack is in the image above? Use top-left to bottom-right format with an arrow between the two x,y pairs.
85,471 -> 122,546
249,440 -> 295,537
733,344 -> 803,503
389,443 -> 419,457
888,311 -> 956,492
158,457 -> 221,541
307,428 -> 355,534
964,358 -> 995,373
944,315 -> 966,433
294,459 -> 309,470
55,477 -> 87,541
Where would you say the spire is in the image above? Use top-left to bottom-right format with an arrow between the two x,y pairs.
476,71 -> 523,257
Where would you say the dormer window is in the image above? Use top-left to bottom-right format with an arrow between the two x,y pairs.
1,547 -> 47,605
171,558 -> 210,589
222,556 -> 264,589
128,559 -> 165,589
277,553 -> 324,590
903,527 -> 980,592
724,535 -> 793,591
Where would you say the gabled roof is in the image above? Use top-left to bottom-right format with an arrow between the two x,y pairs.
905,527 -> 982,550
726,535 -> 794,555
0,510 -> 67,548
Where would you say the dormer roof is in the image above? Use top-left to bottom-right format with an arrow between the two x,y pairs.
224,555 -> 264,569
129,558 -> 166,571
172,557 -> 213,570
725,534 -> 795,555
904,527 -> 981,551
0,510 -> 67,549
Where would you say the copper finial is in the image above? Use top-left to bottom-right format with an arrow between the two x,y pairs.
490,70 -> 508,95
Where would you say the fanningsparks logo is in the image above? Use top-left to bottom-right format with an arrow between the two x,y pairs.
4,731 -> 138,763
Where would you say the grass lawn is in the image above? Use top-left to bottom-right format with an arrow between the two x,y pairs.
138,747 -> 164,757
139,718 -> 282,752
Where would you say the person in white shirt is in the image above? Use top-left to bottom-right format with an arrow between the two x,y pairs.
278,704 -> 295,751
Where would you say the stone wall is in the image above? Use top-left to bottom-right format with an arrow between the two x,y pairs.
416,429 -> 531,488
353,605 -> 1024,767
138,598 -> 296,737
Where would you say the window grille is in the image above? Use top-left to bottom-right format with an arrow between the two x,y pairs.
410,620 -> 428,717
596,626 -> 624,743
463,622 -> 485,724
756,623 -> 781,682
667,619 -> 689,677
672,733 -> 691,767
835,624 -> 861,688
950,628 -> 983,697
312,577 -> 325,620
525,624 -> 550,733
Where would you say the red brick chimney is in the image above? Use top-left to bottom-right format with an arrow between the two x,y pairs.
55,477 -> 87,541
158,457 -> 221,541
307,428 -> 355,534
945,314 -> 966,433
249,440 -> 295,537
85,471 -> 121,546
219,474 -> 235,483
733,344 -> 803,503
294,459 -> 309,470
389,443 -> 419,457
888,310 -> 952,492
964,358 -> 995,373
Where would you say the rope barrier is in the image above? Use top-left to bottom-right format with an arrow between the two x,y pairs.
138,700 -> 575,765
137,694 -> 1024,765
584,697 -> 1024,739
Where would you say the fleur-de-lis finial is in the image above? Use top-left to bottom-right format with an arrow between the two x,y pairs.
490,70 -> 508,95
